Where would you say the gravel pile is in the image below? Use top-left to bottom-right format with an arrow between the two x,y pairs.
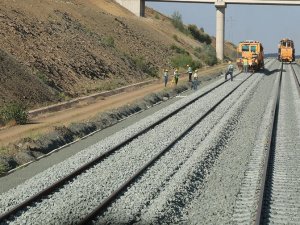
261,64 -> 300,224
0,62 -> 276,225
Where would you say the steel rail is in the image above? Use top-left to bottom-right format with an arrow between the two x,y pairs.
290,63 -> 300,96
0,69 -> 243,222
78,64 -> 265,225
254,62 -> 283,225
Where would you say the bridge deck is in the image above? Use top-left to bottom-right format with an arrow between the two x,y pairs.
146,0 -> 300,5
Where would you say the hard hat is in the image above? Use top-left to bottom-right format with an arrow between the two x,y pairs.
195,70 -> 198,72
228,61 -> 231,64
175,69 -> 178,72
165,69 -> 168,72
187,65 -> 189,67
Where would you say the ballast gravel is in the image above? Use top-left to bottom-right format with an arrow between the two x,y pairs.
292,62 -> 300,87
0,60 -> 278,225
127,60 -> 279,225
261,64 -> 300,224
92,71 -> 265,224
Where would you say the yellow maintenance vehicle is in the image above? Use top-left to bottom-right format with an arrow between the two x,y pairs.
236,40 -> 264,72
278,38 -> 295,62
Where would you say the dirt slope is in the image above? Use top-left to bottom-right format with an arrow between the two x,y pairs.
0,0 -> 172,100
0,0 -> 235,108
0,49 -> 56,107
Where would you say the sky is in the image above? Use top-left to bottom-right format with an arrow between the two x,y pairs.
146,2 -> 300,54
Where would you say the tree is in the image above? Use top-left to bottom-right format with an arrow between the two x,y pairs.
171,11 -> 185,32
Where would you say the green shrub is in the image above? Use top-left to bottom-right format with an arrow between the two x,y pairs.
94,79 -> 125,92
155,13 -> 160,19
204,55 -> 217,66
36,71 -> 48,84
171,54 -> 191,68
188,24 -> 212,45
171,11 -> 189,34
130,56 -> 158,77
170,44 -> 189,55
173,34 -> 179,42
194,44 -> 218,66
0,163 -> 5,175
191,60 -> 202,70
56,92 -> 70,101
194,47 -> 202,58
171,54 -> 202,70
202,44 -> 217,66
0,103 -> 28,125
102,36 -> 115,48
0,119 -> 4,126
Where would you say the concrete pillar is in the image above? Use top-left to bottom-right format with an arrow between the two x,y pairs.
140,0 -> 145,17
115,0 -> 145,17
215,1 -> 226,61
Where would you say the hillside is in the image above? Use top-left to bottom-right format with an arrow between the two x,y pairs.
0,0 -> 236,108
0,50 -> 56,106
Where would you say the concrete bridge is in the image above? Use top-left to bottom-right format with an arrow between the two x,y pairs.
115,0 -> 300,60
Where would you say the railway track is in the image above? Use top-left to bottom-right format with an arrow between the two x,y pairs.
291,62 -> 300,96
260,63 -> 300,224
232,62 -> 300,225
0,60 -> 274,225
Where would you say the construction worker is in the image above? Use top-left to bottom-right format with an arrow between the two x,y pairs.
243,58 -> 248,74
173,69 -> 180,86
192,69 -> 199,90
187,65 -> 193,82
163,69 -> 169,87
225,61 -> 234,81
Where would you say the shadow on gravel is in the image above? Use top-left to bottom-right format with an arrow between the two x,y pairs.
263,68 -> 285,76
25,121 -> 41,125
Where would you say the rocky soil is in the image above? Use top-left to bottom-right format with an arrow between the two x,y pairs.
0,0 -> 235,107
0,49 -> 56,108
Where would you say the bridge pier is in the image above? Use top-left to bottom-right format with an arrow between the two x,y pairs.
115,0 -> 145,17
215,1 -> 226,61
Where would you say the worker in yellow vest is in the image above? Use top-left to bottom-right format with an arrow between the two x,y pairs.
163,69 -> 169,87
243,58 -> 248,74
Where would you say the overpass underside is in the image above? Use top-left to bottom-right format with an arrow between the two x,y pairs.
145,0 -> 300,4
115,0 -> 300,60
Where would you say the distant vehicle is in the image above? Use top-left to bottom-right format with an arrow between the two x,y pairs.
236,40 -> 264,72
278,38 -> 295,62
